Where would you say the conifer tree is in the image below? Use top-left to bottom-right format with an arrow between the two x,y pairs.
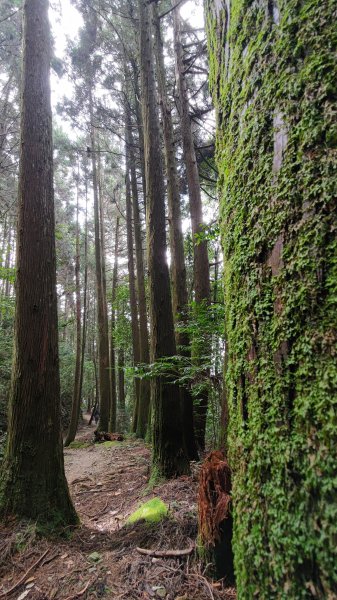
0,0 -> 77,527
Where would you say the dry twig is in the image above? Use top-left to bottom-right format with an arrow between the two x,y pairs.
63,575 -> 98,600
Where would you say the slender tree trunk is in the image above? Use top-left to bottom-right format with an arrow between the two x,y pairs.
64,167 -> 82,446
130,57 -> 146,209
78,174 -> 89,420
118,349 -> 125,413
4,221 -> 12,298
109,216 -> 119,432
89,88 -> 110,432
173,4 -> 211,450
125,96 -> 150,439
153,5 -> 198,461
138,0 -> 189,477
124,144 -> 141,432
117,298 -> 126,430
0,0 -> 77,526
97,151 -> 113,427
0,216 -> 8,305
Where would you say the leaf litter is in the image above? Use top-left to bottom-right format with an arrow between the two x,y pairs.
0,419 -> 236,600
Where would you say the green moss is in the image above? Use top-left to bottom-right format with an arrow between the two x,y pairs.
206,0 -> 337,597
127,497 -> 168,524
102,441 -> 119,448
68,440 -> 91,449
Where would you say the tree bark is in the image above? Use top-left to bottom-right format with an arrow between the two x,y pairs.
89,88 -> 111,432
109,215 -> 119,432
0,0 -> 77,527
64,166 -> 82,446
78,173 -> 89,423
138,0 -> 189,477
125,96 -> 150,439
206,0 -> 337,595
173,4 -> 211,450
124,143 -> 141,432
153,5 -> 198,461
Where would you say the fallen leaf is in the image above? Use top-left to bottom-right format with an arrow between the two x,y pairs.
17,591 -> 30,600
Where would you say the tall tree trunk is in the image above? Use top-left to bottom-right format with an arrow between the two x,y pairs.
0,215 -> 8,304
78,173 -> 89,420
206,0 -> 337,596
117,347 -> 125,423
97,150 -> 113,427
124,145 -> 141,432
173,4 -> 211,450
130,56 -> 147,209
64,166 -> 82,446
0,0 -> 77,526
89,88 -> 110,432
117,298 -> 126,431
138,0 -> 189,477
125,96 -> 150,439
153,5 -> 198,461
4,220 -> 12,298
109,216 -> 119,432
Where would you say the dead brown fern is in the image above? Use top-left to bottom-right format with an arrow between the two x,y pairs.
198,450 -> 232,548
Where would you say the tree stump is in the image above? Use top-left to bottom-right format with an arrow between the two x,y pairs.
198,450 -> 234,582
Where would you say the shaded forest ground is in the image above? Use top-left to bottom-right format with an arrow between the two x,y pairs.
0,418 -> 235,599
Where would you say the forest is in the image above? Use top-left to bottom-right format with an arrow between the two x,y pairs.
0,0 -> 336,598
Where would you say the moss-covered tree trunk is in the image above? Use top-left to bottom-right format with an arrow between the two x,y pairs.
0,0 -> 77,528
206,0 -> 337,597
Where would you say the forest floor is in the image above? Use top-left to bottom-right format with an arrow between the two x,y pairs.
0,417 -> 236,600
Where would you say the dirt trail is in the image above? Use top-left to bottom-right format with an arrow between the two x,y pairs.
0,418 -> 236,600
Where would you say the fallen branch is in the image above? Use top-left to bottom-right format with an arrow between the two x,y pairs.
0,549 -> 49,598
63,575 -> 97,600
76,487 -> 120,495
136,545 -> 194,558
194,573 -> 215,600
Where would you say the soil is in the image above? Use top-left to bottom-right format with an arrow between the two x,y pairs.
0,417 -> 236,600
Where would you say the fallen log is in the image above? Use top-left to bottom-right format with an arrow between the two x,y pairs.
93,430 -> 124,442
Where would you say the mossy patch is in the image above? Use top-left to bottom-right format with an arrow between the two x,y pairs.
102,441 -> 119,448
127,498 -> 168,524
68,440 -> 91,449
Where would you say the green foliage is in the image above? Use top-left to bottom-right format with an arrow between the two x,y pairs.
206,0 -> 337,597
134,301 -> 224,389
0,322 -> 13,435
0,266 -> 15,285
59,341 -> 76,429
132,300 -> 225,447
